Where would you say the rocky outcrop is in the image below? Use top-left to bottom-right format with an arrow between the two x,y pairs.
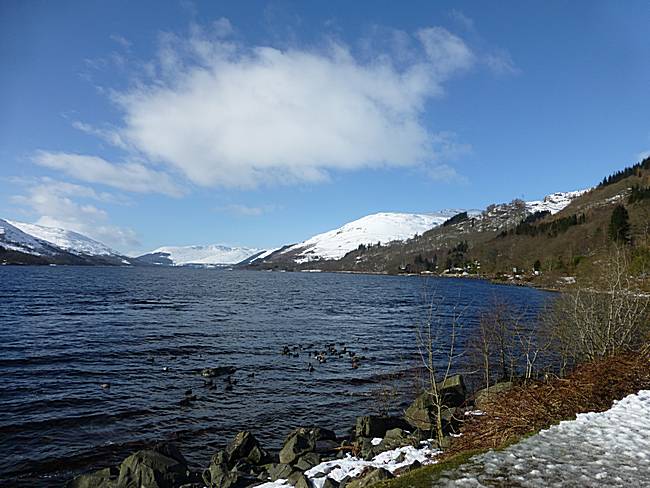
66,467 -> 119,488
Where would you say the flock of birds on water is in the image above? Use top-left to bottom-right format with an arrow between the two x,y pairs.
97,342 -> 371,408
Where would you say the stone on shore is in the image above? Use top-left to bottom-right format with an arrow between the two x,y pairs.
354,416 -> 410,439
279,427 -> 337,465
474,381 -> 513,409
346,468 -> 394,488
117,448 -> 191,488
404,375 -> 466,431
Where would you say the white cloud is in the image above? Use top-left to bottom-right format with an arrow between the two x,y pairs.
106,24 -> 475,188
33,151 -> 184,197
11,180 -> 139,251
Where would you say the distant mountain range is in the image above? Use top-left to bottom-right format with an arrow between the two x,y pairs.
0,188 -> 590,267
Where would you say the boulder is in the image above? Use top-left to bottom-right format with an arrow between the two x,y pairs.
117,448 -> 190,488
287,470 -> 311,488
66,467 -> 118,488
354,416 -> 410,439
404,375 -> 466,431
474,381 -> 513,410
322,477 -> 340,488
202,465 -> 256,488
294,452 -> 322,471
373,428 -> 417,453
279,427 -> 336,465
346,468 -> 393,488
225,431 -> 269,466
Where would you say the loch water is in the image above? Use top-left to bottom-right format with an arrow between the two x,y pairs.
0,267 -> 553,486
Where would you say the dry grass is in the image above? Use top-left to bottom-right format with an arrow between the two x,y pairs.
442,348 -> 650,460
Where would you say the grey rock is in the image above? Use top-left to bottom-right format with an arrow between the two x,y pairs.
294,452 -> 321,471
279,427 -> 337,465
117,449 -> 190,488
266,463 -> 294,481
404,375 -> 466,431
347,468 -> 394,488
474,381 -> 513,410
354,416 -> 410,439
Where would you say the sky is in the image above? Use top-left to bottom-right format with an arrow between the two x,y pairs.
1,0 -> 649,255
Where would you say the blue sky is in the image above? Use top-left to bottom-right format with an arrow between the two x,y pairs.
1,0 -> 649,255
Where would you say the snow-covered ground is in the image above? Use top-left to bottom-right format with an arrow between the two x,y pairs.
434,390 -> 650,487
8,220 -> 117,256
283,211 -> 460,263
257,442 -> 440,488
150,244 -> 264,266
525,189 -> 590,215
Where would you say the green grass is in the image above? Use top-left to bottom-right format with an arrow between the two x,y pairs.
371,450 -> 486,488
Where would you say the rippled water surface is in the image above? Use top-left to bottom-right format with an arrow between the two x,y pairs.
0,267 -> 552,486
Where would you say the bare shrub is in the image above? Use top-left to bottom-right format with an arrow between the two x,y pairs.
544,246 -> 649,365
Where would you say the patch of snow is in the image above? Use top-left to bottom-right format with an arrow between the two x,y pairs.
258,441 -> 439,488
8,220 -> 117,256
435,390 -> 650,486
371,438 -> 383,446
283,211 -> 461,262
525,189 -> 590,215
150,244 -> 263,266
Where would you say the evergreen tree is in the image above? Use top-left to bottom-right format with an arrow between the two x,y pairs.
608,205 -> 631,243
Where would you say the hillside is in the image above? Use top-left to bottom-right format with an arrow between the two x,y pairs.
137,244 -> 265,267
257,211 -> 464,266
251,157 -> 650,288
0,219 -> 133,266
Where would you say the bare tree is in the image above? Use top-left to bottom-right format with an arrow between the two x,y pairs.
414,287 -> 466,445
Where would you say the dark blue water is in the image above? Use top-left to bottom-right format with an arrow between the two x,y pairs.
0,267 -> 552,486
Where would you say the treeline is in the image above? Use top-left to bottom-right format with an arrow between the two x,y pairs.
599,155 -> 650,187
500,212 -> 586,238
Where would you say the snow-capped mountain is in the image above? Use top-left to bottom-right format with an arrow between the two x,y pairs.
278,211 -> 461,263
525,189 -> 590,215
139,244 -> 264,266
0,219 -> 52,256
0,219 -> 131,265
8,220 -> 118,257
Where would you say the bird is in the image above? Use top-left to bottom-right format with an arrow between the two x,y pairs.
185,389 -> 192,396
100,383 -> 111,389
308,363 -> 315,373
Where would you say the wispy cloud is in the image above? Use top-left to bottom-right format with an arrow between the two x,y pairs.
448,9 -> 475,31
484,48 -> 521,76
33,151 -> 184,197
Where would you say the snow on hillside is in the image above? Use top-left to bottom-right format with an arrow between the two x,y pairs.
526,189 -> 590,215
283,211 -> 460,263
0,219 -> 49,255
150,245 -> 264,266
8,220 -> 116,256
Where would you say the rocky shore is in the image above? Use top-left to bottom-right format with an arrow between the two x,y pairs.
66,375 -> 476,488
